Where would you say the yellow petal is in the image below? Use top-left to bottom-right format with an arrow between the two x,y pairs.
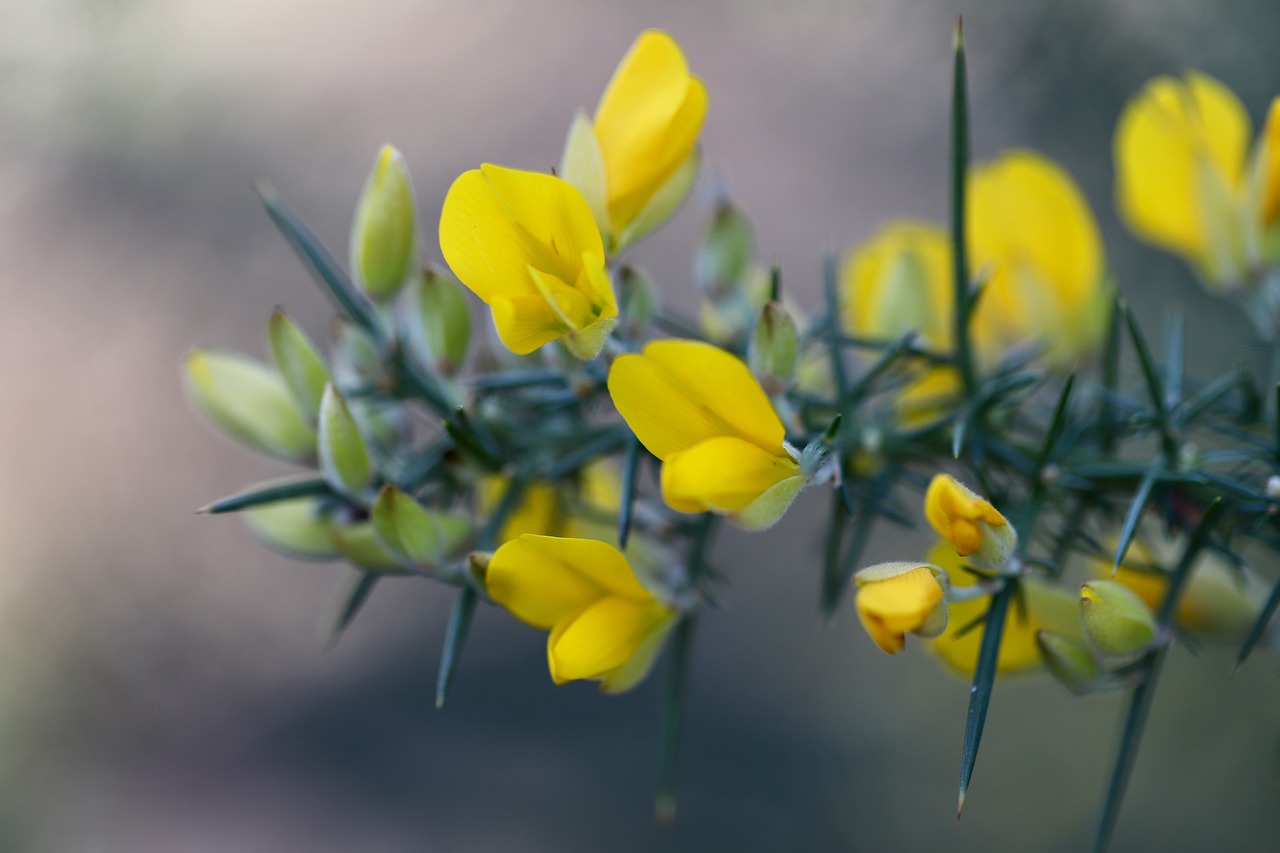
855,566 -> 945,655
840,221 -> 953,349
548,595 -> 673,684
660,436 -> 799,514
924,474 -> 1008,557
1114,72 -> 1250,268
594,31 -> 707,232
613,146 -> 701,252
608,339 -> 784,460
490,293 -> 571,355
485,535 -> 651,630
969,151 -> 1107,366
599,609 -> 678,693
1260,97 -> 1280,227
438,165 -> 605,303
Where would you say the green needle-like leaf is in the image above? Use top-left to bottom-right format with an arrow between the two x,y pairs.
435,585 -> 478,709
957,582 -> 1012,818
822,499 -> 875,617
823,253 -> 850,401
949,17 -> 976,397
198,476 -> 334,514
257,183 -> 385,345
1122,301 -> 1176,459
655,613 -> 696,828
840,330 -> 918,409
1112,463 -> 1162,574
618,435 -> 643,549
1237,575 -> 1280,667
327,569 -> 380,647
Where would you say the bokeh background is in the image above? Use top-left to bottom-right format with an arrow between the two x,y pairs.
3,0 -> 1280,850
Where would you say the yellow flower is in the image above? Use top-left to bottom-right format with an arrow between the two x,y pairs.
968,151 -> 1111,369
608,339 -> 805,530
839,152 -> 1110,375
484,535 -> 677,693
478,460 -> 622,545
926,542 -> 1081,676
924,473 -> 1017,568
853,562 -> 948,655
439,164 -> 617,359
1115,73 -> 1280,289
560,30 -> 707,252
1091,534 -> 1268,640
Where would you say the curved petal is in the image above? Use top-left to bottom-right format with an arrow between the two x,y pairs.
490,294 -> 569,355
548,595 -> 673,684
600,609 -> 678,693
660,436 -> 799,514
594,31 -> 706,231
840,221 -> 953,349
608,340 -> 784,459
1260,97 -> 1280,227
613,145 -> 700,252
1114,72 -> 1250,265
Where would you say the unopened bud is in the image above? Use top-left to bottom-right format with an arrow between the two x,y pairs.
244,497 -> 337,560
695,200 -> 754,298
1080,579 -> 1158,658
351,145 -> 418,300
853,561 -> 950,654
615,264 -> 660,338
267,309 -> 330,420
749,302 -> 798,395
1036,631 -> 1100,695
318,384 -> 374,498
403,265 -> 472,376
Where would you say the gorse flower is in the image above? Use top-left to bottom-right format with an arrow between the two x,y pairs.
608,339 -> 806,530
924,542 -> 1081,676
484,535 -> 677,693
840,152 -> 1110,373
439,164 -> 617,359
924,473 -> 1017,568
561,30 -> 707,253
1115,72 -> 1280,290
853,561 -> 949,655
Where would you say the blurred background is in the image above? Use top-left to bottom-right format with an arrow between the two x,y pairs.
3,0 -> 1280,850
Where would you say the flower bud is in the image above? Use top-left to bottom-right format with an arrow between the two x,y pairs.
243,497 -> 337,560
371,485 -> 472,566
749,302 -> 798,394
330,521 -> 408,573
614,264 -> 660,339
853,562 -> 949,655
924,474 -> 1017,568
184,348 -> 316,463
1036,631 -> 1100,695
695,201 -> 754,299
402,265 -> 471,377
1080,579 -> 1158,659
266,308 -> 330,421
318,384 -> 374,499
351,145 -> 418,300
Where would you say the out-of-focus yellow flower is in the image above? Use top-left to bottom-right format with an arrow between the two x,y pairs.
439,164 -> 617,359
924,474 -> 1017,568
968,151 -> 1111,369
1115,73 -> 1280,289
484,535 -> 677,693
608,340 -> 805,530
479,460 -> 622,545
1091,534 -> 1268,640
839,153 -> 1109,376
926,542 -> 1081,675
561,30 -> 707,253
853,561 -> 948,655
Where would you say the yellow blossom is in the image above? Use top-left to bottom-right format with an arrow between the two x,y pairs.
968,150 -> 1111,369
1091,534 -> 1268,640
853,562 -> 948,655
560,30 -> 707,252
924,473 -> 1017,568
478,460 -> 622,545
484,535 -> 677,693
1114,73 -> 1280,289
439,164 -> 617,359
926,542 -> 1081,676
608,339 -> 805,530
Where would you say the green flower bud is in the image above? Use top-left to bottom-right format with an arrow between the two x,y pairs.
615,264 -> 660,338
371,485 -> 472,566
1080,579 -> 1158,658
749,301 -> 798,394
402,266 -> 471,376
244,497 -> 338,560
318,384 -> 374,498
351,145 -> 418,300
331,320 -> 390,392
695,200 -> 754,299
331,521 -> 408,573
1036,630 -> 1100,695
266,308 -> 330,420
184,348 -> 316,463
